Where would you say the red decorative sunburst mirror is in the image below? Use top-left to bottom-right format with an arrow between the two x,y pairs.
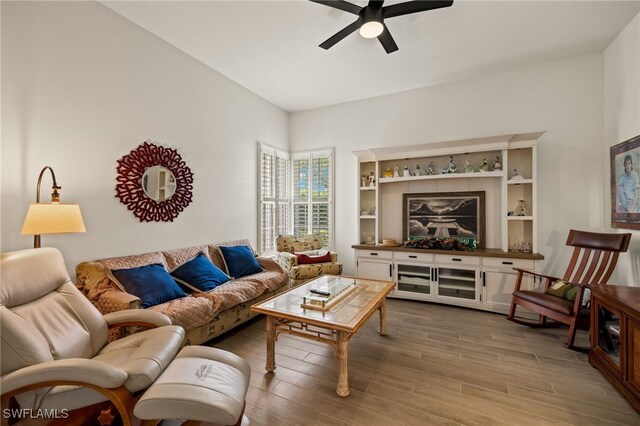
115,141 -> 194,222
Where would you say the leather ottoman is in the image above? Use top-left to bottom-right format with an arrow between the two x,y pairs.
134,346 -> 250,426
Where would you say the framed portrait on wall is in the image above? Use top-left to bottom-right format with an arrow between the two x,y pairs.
611,134 -> 640,229
402,191 -> 485,247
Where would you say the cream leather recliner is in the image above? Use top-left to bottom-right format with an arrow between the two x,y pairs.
0,248 -> 185,425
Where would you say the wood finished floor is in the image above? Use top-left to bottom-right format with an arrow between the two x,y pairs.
211,299 -> 640,426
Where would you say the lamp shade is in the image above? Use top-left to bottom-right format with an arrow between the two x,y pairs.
21,203 -> 86,235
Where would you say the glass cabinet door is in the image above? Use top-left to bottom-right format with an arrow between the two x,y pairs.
396,263 -> 432,295
437,267 -> 477,301
593,300 -> 623,375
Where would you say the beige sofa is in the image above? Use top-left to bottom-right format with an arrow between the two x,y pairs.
76,239 -> 289,345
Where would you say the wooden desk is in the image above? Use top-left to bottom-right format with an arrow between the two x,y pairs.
589,284 -> 640,413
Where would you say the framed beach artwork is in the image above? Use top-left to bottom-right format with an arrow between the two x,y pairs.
402,191 -> 485,247
611,134 -> 640,229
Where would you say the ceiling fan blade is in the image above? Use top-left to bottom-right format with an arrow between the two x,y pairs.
368,0 -> 385,7
319,20 -> 360,50
383,0 -> 454,19
377,25 -> 398,54
309,0 -> 362,15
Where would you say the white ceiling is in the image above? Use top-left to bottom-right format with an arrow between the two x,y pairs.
101,0 -> 640,112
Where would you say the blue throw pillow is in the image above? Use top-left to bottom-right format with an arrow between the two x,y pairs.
170,253 -> 231,292
219,245 -> 263,279
111,264 -> 187,308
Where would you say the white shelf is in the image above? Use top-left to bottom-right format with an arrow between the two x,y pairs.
507,179 -> 533,184
438,275 -> 476,282
379,170 -> 503,184
507,216 -> 534,221
399,271 -> 432,279
438,283 -> 476,291
359,215 -> 376,220
399,276 -> 431,286
359,186 -> 376,191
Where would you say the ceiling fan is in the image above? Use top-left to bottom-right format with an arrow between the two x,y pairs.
309,0 -> 454,54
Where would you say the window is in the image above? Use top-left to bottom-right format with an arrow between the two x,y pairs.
258,143 -> 289,255
258,144 -> 333,255
292,149 -> 334,248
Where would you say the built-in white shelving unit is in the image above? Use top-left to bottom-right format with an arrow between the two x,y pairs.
353,132 -> 544,314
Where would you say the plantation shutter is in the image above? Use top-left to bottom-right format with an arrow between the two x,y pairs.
259,144 -> 333,254
292,156 -> 309,237
258,143 -> 289,255
311,152 -> 331,246
291,149 -> 334,248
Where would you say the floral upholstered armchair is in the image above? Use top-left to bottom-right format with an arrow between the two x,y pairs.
275,234 -> 343,286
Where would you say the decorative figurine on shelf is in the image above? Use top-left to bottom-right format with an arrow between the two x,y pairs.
440,156 -> 457,174
414,164 -> 421,176
478,159 -> 489,172
383,166 -> 393,178
369,171 -> 375,187
515,199 -> 529,216
393,165 -> 400,177
493,156 -> 502,171
361,174 -> 367,187
464,160 -> 475,173
448,156 -> 457,173
510,168 -> 524,180
403,165 -> 411,177
426,161 -> 435,175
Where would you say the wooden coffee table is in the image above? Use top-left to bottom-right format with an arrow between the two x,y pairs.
250,275 -> 394,397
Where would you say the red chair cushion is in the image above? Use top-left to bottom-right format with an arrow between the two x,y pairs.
296,252 -> 331,264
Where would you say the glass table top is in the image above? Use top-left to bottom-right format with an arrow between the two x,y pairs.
251,275 -> 394,331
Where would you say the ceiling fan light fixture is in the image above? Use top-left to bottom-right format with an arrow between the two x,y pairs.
359,20 -> 383,38
311,0 -> 454,53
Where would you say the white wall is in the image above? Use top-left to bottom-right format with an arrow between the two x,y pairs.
1,1 -> 288,274
604,12 -> 640,285
290,54 -> 606,277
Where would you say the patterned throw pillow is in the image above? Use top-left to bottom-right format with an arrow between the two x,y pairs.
544,280 -> 591,307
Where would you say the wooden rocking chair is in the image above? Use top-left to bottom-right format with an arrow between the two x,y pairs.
507,229 -> 631,350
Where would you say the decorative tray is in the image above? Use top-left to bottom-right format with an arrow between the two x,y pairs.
301,276 -> 357,311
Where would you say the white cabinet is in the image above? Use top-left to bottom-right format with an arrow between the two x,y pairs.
482,257 -> 537,313
355,250 -> 393,281
483,269 -> 518,312
357,259 -> 393,281
356,247 -> 541,314
395,262 -> 434,299
436,263 -> 481,306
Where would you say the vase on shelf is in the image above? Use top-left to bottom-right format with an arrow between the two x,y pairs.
515,200 -> 529,216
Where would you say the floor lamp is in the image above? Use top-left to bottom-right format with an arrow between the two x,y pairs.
21,166 -> 86,248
